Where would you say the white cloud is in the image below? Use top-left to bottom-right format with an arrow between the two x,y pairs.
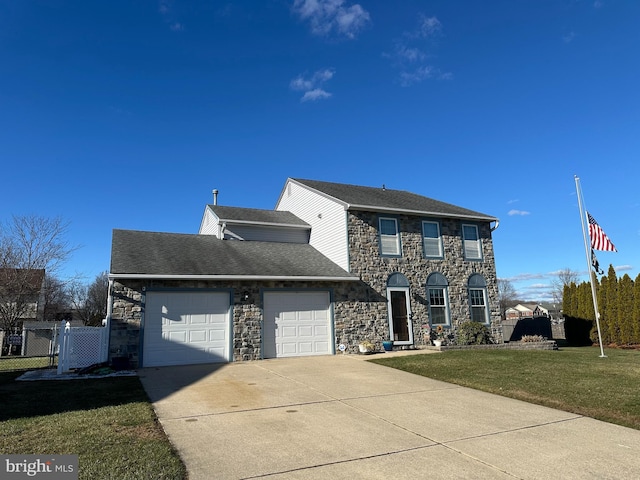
615,264 -> 633,272
158,0 -> 184,32
417,15 -> 442,38
386,14 -> 450,86
507,199 -> 519,204
563,31 -> 576,43
508,209 -> 530,216
290,68 -> 335,102
301,89 -> 332,102
292,0 -> 371,39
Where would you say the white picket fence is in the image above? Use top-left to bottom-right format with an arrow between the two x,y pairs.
57,320 -> 109,374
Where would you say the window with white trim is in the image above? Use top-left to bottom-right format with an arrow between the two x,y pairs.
462,224 -> 482,260
468,274 -> 490,323
422,221 -> 443,258
427,273 -> 450,326
379,217 -> 401,256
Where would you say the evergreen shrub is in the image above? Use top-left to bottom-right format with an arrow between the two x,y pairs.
455,321 -> 493,345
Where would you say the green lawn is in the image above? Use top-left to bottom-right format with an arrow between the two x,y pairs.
371,347 -> 640,430
0,371 -> 187,480
0,356 -> 55,371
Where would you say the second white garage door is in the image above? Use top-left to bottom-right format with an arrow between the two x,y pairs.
143,291 -> 231,367
263,291 -> 332,358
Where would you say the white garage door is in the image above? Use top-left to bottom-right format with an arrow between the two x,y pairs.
143,291 -> 231,367
263,291 -> 332,358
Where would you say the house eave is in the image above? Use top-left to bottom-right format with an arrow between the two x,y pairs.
345,204 -> 499,222
109,273 -> 360,282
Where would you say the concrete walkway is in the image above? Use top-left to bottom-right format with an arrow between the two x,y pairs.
139,352 -> 640,479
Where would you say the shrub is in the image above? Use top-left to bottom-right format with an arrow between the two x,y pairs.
520,334 -> 547,342
455,321 -> 493,345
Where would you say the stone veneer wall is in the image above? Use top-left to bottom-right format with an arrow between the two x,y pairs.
341,211 -> 502,347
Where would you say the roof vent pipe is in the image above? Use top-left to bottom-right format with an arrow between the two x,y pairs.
212,189 -> 219,205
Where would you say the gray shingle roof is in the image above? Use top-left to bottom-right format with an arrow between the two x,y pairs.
110,229 -> 356,279
291,178 -> 497,221
209,206 -> 309,227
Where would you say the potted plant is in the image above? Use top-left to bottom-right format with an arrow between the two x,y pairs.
433,325 -> 446,347
358,340 -> 375,354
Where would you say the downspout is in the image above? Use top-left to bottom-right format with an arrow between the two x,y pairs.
490,219 -> 500,232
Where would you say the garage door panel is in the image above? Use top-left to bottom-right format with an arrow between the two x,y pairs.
143,292 -> 231,367
264,291 -> 332,359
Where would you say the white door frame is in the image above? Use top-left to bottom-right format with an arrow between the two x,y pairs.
387,286 -> 413,345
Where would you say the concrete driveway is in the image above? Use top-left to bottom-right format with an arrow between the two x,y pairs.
139,352 -> 640,479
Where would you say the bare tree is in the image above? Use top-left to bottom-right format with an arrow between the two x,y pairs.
551,268 -> 580,305
498,278 -> 518,319
42,274 -> 70,321
68,271 -> 109,326
0,215 -> 75,332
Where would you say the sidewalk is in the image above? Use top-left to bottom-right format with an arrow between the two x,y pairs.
140,353 -> 640,479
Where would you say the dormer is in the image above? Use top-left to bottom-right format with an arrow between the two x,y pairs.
199,205 -> 311,244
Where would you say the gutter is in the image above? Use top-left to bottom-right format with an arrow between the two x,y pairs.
109,274 -> 360,282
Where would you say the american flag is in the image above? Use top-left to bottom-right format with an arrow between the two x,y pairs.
587,212 -> 617,252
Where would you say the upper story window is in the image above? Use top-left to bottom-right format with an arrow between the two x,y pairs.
462,224 -> 482,260
427,273 -> 450,326
422,221 -> 443,259
379,217 -> 401,256
468,274 -> 490,324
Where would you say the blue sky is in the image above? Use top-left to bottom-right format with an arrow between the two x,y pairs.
2,0 -> 638,301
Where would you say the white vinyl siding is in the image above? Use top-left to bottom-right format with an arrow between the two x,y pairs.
422,221 -> 443,258
379,217 -> 401,256
276,180 -> 349,270
223,225 -> 309,243
199,208 -> 221,236
462,224 -> 482,260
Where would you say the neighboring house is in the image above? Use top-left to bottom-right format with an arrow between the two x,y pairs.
505,303 -> 550,320
108,178 -> 501,367
0,268 -> 46,356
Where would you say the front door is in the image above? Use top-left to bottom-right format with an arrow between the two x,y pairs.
388,288 -> 413,344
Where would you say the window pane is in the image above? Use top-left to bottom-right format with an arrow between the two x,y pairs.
423,222 -> 442,257
431,307 -> 447,325
469,288 -> 487,323
423,222 -> 438,238
463,225 -> 478,241
424,238 -> 441,257
463,224 -> 481,260
380,218 -> 397,235
429,288 -> 445,306
381,235 -> 399,255
471,307 -> 487,323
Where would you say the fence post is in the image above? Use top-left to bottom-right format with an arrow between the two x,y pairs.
57,321 -> 71,375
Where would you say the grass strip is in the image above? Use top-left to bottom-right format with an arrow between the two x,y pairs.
0,372 -> 187,480
370,347 -> 640,430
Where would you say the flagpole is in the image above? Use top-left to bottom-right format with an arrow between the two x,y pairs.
574,175 -> 606,358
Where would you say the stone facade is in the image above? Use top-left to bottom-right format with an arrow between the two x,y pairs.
109,210 -> 502,367
342,211 -> 501,347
